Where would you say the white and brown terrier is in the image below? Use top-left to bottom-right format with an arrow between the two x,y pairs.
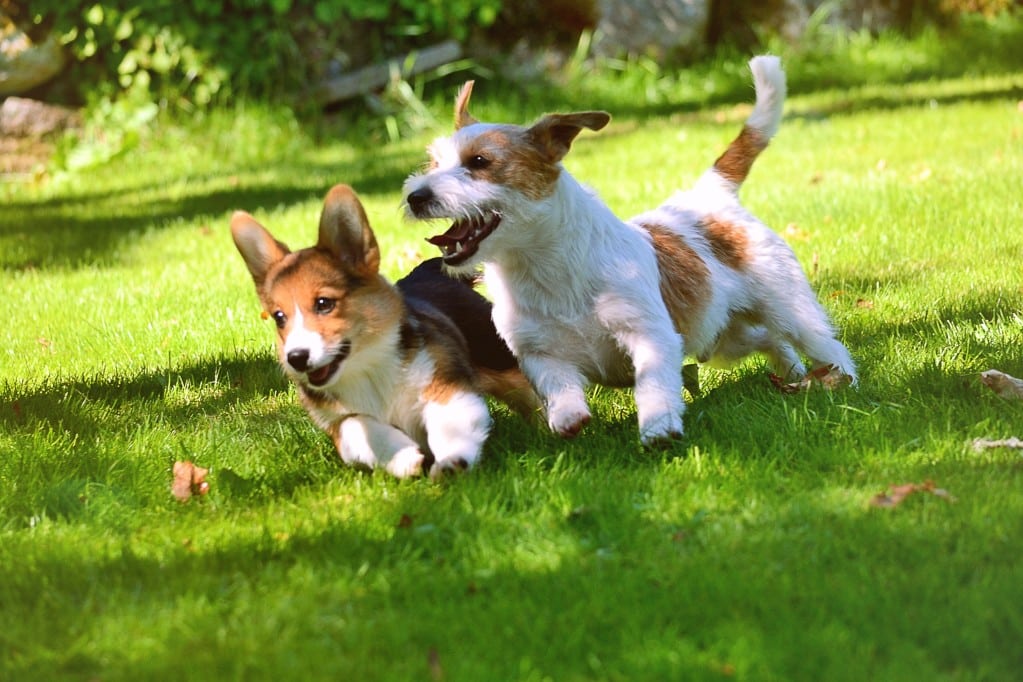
232,184 -> 537,478
402,56 -> 856,446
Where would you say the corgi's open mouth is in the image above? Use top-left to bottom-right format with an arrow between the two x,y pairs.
426,211 -> 501,265
306,342 -> 351,387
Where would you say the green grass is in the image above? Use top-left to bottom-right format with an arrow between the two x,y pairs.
3,18 -> 1023,681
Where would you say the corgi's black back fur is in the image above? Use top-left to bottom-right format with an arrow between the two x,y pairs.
396,258 -> 518,373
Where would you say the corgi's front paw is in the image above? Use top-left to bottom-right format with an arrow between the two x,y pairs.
386,446 -> 427,478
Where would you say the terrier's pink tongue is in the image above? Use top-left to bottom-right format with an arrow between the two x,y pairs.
426,220 -> 470,247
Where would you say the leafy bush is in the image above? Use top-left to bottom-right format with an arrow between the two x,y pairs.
11,0 -> 501,109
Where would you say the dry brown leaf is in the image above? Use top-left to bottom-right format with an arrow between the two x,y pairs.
869,480 -> 956,508
972,437 -> 1023,452
172,460 -> 209,502
769,365 -> 851,394
980,369 -> 1023,399
855,298 -> 874,309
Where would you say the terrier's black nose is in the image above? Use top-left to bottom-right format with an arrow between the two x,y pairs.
287,349 -> 310,372
406,187 -> 434,215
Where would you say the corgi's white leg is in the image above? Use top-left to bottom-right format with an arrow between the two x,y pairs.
614,326 -> 685,445
423,390 -> 492,478
337,415 -> 425,478
519,354 -> 591,438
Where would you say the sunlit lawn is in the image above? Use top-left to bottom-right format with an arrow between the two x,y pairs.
2,22 -> 1022,680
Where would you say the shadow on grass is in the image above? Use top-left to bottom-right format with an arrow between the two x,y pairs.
6,462 -> 1018,680
0,141 -> 419,272
1,352 -> 286,433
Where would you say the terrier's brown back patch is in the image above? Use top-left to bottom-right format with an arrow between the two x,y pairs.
700,216 -> 751,270
639,222 -> 711,338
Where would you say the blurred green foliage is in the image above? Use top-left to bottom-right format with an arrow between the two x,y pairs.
12,0 -> 501,109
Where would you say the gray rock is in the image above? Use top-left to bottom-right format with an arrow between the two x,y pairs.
592,0 -> 710,58
1,96 -> 79,137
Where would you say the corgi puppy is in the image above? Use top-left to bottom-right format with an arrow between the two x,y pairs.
231,184 -> 537,478
402,56 -> 855,446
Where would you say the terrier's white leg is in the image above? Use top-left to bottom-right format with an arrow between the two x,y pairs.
706,321 -> 806,380
763,296 -> 857,381
519,354 -> 591,438
615,327 -> 685,445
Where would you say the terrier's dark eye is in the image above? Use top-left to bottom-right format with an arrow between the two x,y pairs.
272,310 -> 286,328
314,297 -> 336,314
466,154 -> 491,170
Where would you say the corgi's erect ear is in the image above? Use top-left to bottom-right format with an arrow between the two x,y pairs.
454,80 -> 478,129
231,212 -> 291,288
317,184 -> 380,278
526,111 -> 611,163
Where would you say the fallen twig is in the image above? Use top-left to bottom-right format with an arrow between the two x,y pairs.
972,437 -> 1023,452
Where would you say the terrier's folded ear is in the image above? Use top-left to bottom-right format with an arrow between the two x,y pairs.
526,112 -> 612,163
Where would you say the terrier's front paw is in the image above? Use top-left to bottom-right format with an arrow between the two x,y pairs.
549,409 -> 591,438
386,447 -> 426,478
639,413 -> 684,448
641,430 -> 684,450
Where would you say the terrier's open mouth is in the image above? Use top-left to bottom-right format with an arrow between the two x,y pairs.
426,211 -> 501,265
306,342 -> 351,387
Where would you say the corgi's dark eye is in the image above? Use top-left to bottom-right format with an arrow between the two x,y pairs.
271,311 -> 286,328
466,154 -> 490,170
314,297 -> 336,314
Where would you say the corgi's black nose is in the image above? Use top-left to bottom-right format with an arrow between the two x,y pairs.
287,349 -> 310,372
406,187 -> 434,215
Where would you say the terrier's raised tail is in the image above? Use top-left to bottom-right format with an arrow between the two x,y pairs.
706,55 -> 787,192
